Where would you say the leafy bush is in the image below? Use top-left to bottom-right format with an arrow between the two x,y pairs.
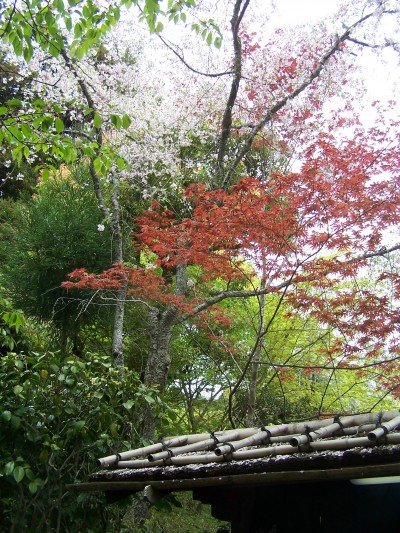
0,296 -> 25,352
0,349 -> 160,532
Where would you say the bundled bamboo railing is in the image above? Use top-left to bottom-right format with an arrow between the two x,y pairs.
97,429 -> 258,467
96,410 -> 400,469
116,432 -> 400,468
368,414 -> 400,441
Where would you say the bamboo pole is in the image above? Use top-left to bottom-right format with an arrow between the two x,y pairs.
98,429 -> 259,467
148,437 -> 218,462
290,416 -> 362,446
97,410 -> 399,469
116,432 -> 400,468
368,414 -> 400,441
215,429 -> 271,456
116,458 -> 165,468
97,454 -> 120,469
97,436 -> 190,467
265,424 -> 375,445
147,429 -> 258,462
116,459 -> 165,468
268,411 -> 399,439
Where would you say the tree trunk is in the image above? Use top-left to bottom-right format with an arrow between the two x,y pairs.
112,284 -> 127,370
144,308 -> 174,390
140,263 -> 187,439
246,278 -> 266,427
140,307 -> 175,440
109,172 -> 127,372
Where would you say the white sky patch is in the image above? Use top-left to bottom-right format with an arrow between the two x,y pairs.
273,0 -> 339,26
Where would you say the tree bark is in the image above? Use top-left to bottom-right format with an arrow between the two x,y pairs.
111,284 -> 127,370
61,49 -> 128,371
109,172 -> 127,372
140,263 -> 187,439
246,279 -> 266,427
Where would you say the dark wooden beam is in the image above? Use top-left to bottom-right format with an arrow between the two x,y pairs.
66,462 -> 400,494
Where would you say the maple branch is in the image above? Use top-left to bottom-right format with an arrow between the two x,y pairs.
369,383 -> 400,411
180,240 -> 400,324
265,330 -> 332,386
220,6 -> 390,189
255,355 -> 400,371
100,295 -> 153,311
221,31 -> 350,188
323,379 -> 369,412
319,350 -> 352,412
180,279 -> 290,322
349,242 -> 400,262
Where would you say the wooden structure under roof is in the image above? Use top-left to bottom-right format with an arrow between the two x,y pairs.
67,410 -> 400,532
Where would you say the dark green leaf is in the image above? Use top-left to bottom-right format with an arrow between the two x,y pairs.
13,466 -> 25,483
1,410 -> 12,422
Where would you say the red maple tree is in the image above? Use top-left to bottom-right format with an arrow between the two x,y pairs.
62,2 -> 400,433
64,114 -> 400,384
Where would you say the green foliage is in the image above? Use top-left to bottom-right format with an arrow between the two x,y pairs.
1,0 -> 121,62
140,492 -> 230,532
0,296 -> 25,352
1,165 -> 112,348
190,18 -> 222,48
0,0 -> 220,172
0,349 -> 158,531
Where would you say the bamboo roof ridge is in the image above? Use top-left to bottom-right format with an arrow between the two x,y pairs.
96,410 -> 400,470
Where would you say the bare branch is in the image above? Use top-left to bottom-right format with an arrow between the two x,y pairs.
255,354 -> 400,371
181,240 -> 400,323
348,37 -> 398,49
157,33 -> 234,78
215,0 -> 251,187
349,242 -> 400,262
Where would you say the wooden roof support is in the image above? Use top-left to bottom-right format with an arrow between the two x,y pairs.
66,462 -> 400,493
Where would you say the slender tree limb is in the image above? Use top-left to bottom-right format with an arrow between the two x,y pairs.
349,242 -> 400,262
227,269 -> 296,427
348,36 -> 399,48
157,33 -> 234,78
215,0 -> 251,187
180,242 -> 400,322
255,354 -> 400,371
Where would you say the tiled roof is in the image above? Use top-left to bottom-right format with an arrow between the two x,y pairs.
86,410 -> 400,489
